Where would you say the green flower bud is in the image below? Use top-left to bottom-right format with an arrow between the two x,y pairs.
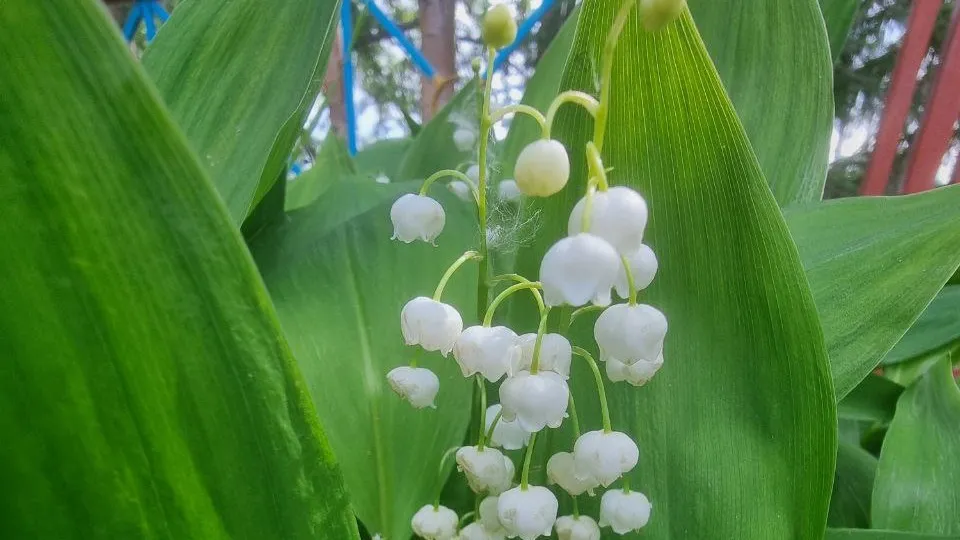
482,4 -> 517,50
640,0 -> 686,31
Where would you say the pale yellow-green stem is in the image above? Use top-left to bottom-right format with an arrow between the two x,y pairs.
621,255 -> 639,305
572,346 -> 613,433
489,104 -> 548,137
544,90 -> 600,138
419,168 -> 479,201
433,251 -> 481,301
594,0 -> 638,151
529,307 -> 552,374
484,408 -> 503,443
490,274 -> 546,316
520,431 -> 538,489
434,446 -> 460,506
476,47 -> 496,320
569,305 -> 605,326
483,281 -> 543,326
568,392 -> 581,438
476,375 -> 488,450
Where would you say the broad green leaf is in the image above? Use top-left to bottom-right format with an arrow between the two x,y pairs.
0,2 -> 358,538
784,186 -> 960,398
286,133 -> 357,211
512,4 -> 836,538
839,375 -> 904,424
826,530 -> 960,540
250,190 -> 478,540
884,351 -> 951,389
142,0 -> 340,223
819,0 -> 863,61
687,0 -> 833,205
355,138 -> 414,178
828,442 -> 878,528
884,286 -> 960,365
873,356 -> 960,535
398,86 -> 478,181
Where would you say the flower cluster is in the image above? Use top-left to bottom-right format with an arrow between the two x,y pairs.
384,2 -> 682,539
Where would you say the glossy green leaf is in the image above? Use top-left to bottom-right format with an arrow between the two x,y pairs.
398,86 -> 478,181
512,4 -> 836,538
0,2 -> 358,538
819,0 -> 863,61
873,356 -> 960,535
884,286 -> 960,365
826,530 -> 960,540
286,133 -> 356,211
839,375 -> 904,424
355,138 -> 414,178
250,187 -> 477,539
688,0 -> 833,205
142,0 -> 340,223
785,186 -> 960,398
829,442 -> 878,528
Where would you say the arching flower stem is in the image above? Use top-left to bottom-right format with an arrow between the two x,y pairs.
476,375 -> 488,450
621,255 -> 639,305
594,0 -> 638,151
433,251 -> 482,301
483,281 -> 543,326
520,431 -> 538,490
419,168 -> 479,200
434,446 -> 461,507
490,274 -> 546,316
490,104 -> 549,137
572,346 -> 613,433
544,90 -> 600,138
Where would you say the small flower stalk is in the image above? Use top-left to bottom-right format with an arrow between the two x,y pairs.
389,2 -> 669,537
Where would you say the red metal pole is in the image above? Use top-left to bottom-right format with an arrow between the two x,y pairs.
903,7 -> 960,193
860,0 -> 943,195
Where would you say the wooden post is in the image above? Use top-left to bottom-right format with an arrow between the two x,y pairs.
418,0 -> 456,121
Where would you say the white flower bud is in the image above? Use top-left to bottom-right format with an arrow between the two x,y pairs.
479,495 -> 508,535
555,515 -> 601,540
401,297 -> 463,356
391,193 -> 446,244
457,522 -> 505,540
482,3 -> 518,49
615,244 -> 658,298
386,366 -> 440,409
412,504 -> 459,540
375,174 -> 391,184
467,164 -> 481,184
497,485 -> 558,540
573,430 -> 639,487
485,404 -> 531,450
454,326 -> 521,382
568,186 -> 648,255
546,452 -> 598,496
499,370 -> 569,432
605,353 -> 664,387
540,233 -> 620,307
454,128 -> 477,152
515,333 -> 572,378
449,180 -> 474,202
456,445 -> 516,495
640,0 -> 687,31
497,179 -> 522,202
598,490 -> 652,534
594,304 -> 667,366
514,139 -> 570,197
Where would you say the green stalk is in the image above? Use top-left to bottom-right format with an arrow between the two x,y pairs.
520,432 -> 538,489
594,0 -> 638,151
572,346 -> 612,433
433,251 -> 481,301
476,47 -> 496,321
483,281 -> 542,326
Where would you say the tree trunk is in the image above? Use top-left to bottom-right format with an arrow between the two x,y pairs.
418,0 -> 456,121
323,28 -> 348,139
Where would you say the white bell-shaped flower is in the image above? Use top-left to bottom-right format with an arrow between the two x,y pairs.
454,127 -> 477,152
456,446 -> 516,495
498,179 -> 522,203
540,233 -> 620,307
594,304 -> 667,366
615,244 -> 658,298
568,186 -> 648,255
412,504 -> 459,540
386,366 -> 440,409
391,193 -> 446,244
499,370 -> 569,432
449,180 -> 474,202
546,452 -> 598,496
606,353 -> 664,387
454,326 -> 521,382
515,333 -> 572,378
479,496 -> 508,536
497,485 -> 559,540
555,515 -> 601,540
599,490 -> 652,534
467,164 -> 482,184
514,139 -> 570,197
457,522 -> 505,540
485,404 -> 531,450
401,297 -> 463,356
573,430 -> 639,487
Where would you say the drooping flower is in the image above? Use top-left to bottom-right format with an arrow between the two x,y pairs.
485,404 -> 531,450
454,128 -> 478,152
598,490 -> 652,534
499,370 -> 569,432
615,244 -> 658,298
568,186 -> 648,255
497,179 -> 522,203
605,353 -> 664,387
572,431 -> 639,487
456,445 -> 516,495
594,304 -> 667,366
386,366 -> 440,409
391,193 -> 446,244
457,522 -> 505,540
546,452 -> 598,496
412,504 -> 459,540
401,297 -> 463,356
540,233 -> 620,307
514,332 -> 572,378
514,139 -> 570,197
555,514 -> 601,540
497,485 -> 559,540
467,164 -> 481,184
449,180 -> 474,202
479,495 -> 508,536
453,326 -> 521,382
